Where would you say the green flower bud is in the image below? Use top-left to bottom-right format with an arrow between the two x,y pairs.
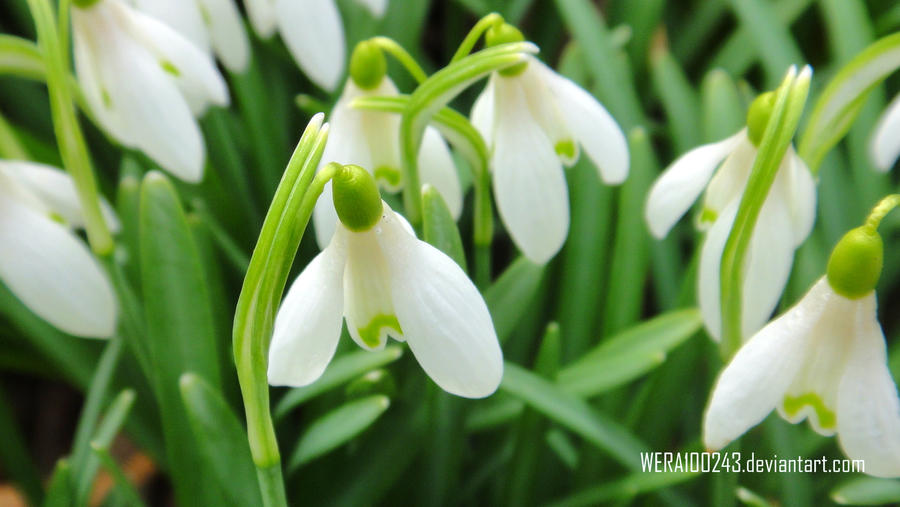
349,40 -> 387,90
746,91 -> 776,147
826,226 -> 883,299
332,164 -> 383,232
485,23 -> 527,77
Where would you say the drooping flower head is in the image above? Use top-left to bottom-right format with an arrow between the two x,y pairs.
703,196 -> 900,477
270,164 -> 502,398
312,41 -> 462,249
645,66 -> 816,341
471,23 -> 629,264
0,160 -> 118,338
72,0 -> 229,183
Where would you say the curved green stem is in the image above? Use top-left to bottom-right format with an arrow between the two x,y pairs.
865,194 -> 900,230
370,36 -> 428,84
451,13 -> 504,63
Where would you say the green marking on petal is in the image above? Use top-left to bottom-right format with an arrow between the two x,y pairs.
160,60 -> 181,77
555,139 -> 576,161
699,207 -> 718,225
101,88 -> 113,108
374,166 -> 402,188
358,314 -> 402,348
48,212 -> 67,225
783,392 -> 836,430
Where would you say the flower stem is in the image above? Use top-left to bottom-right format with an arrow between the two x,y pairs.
370,36 -> 428,84
451,13 -> 504,63
26,0 -> 113,255
864,193 -> 900,231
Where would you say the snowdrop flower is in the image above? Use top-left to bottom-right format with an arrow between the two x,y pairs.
132,0 -> 250,72
269,164 -> 502,398
470,23 -> 629,264
645,67 -> 816,341
0,160 -> 118,338
243,0 -> 388,92
73,0 -> 229,182
704,201 -> 900,477
312,41 -> 462,248
870,93 -> 900,171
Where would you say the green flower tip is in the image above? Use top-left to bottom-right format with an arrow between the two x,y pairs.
332,164 -> 383,232
73,0 -> 102,8
746,91 -> 775,147
826,226 -> 882,299
486,23 -> 528,77
349,40 -> 387,90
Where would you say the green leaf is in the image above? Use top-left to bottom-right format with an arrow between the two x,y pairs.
547,470 -> 698,507
422,184 -> 467,270
701,69 -> 747,142
650,45 -> 702,153
75,389 -> 136,506
139,171 -> 222,505
484,256 -> 545,343
0,383 -> 43,504
90,443 -> 147,507
180,373 -> 263,507
273,346 -> 404,419
43,459 -> 73,507
559,309 -> 702,397
725,0 -> 806,86
831,477 -> 900,505
287,395 -> 391,470
0,34 -> 45,81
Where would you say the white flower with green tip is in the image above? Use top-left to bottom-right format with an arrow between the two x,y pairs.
269,164 -> 502,398
0,160 -> 118,338
645,66 -> 816,341
470,24 -> 629,265
704,203 -> 900,477
73,0 -> 229,182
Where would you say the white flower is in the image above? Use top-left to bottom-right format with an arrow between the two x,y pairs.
645,126 -> 816,341
703,277 -> 900,477
870,92 -> 900,171
0,160 -> 118,338
311,77 -> 462,248
471,56 -> 629,264
132,0 -> 250,72
73,0 -> 229,182
269,202 -> 503,398
243,0 -> 388,92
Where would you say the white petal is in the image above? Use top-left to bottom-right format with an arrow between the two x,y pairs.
355,0 -> 387,17
0,196 -> 116,338
870,92 -> 900,172
698,201 -> 736,342
1,161 -> 120,232
243,0 -> 277,37
645,131 -> 744,239
470,76 -> 495,148
784,149 -> 817,247
197,0 -> 251,72
132,0 -> 210,53
520,62 -> 576,165
374,208 -> 503,398
268,233 -> 347,386
418,127 -> 462,219
702,279 -> 827,450
125,3 -> 229,113
491,77 -> 568,264
702,134 -> 756,223
836,292 -> 900,477
312,181 -> 339,250
276,0 -> 345,92
540,61 -> 628,184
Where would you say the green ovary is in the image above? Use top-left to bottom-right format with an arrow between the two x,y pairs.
358,314 -> 402,348
783,393 -> 836,430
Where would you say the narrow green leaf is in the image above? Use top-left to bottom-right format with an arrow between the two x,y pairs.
0,34 -> 45,81
701,69 -> 747,142
831,477 -> 900,505
90,443 -> 147,507
725,0 -> 806,86
75,389 -> 136,506
180,373 -> 263,507
484,256 -> 545,343
560,309 -> 702,397
422,184 -> 467,270
288,395 -> 391,470
548,471 -> 698,507
545,428 -> 579,470
43,459 -> 73,507
650,44 -> 702,153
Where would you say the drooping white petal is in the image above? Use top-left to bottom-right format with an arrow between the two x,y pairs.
342,225 -> 403,350
357,79 -> 404,191
491,77 -> 568,264
784,149 -> 817,247
374,207 -> 503,398
243,0 -> 277,38
0,196 -> 116,338
645,130 -> 744,239
1,161 -> 120,232
197,0 -> 251,72
703,279 -> 827,450
418,127 -> 462,219
470,76 -> 496,148
870,92 -> 900,172
539,60 -> 628,183
268,232 -> 348,386
355,0 -> 387,17
125,3 -> 229,113
702,134 -> 756,223
132,0 -> 210,53
313,181 -> 339,250
520,62 -> 577,166
836,292 -> 900,477
275,0 -> 345,92
698,201 -> 736,342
